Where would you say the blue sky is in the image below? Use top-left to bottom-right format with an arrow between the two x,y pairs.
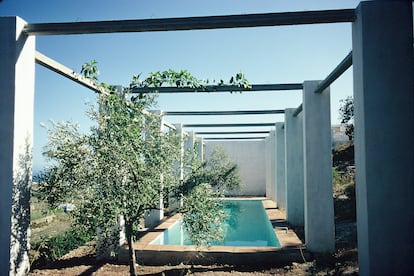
0,0 -> 361,171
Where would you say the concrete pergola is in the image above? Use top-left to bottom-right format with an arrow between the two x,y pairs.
1,2 -> 413,275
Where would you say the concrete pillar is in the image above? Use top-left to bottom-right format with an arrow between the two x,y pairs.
266,130 -> 277,202
196,137 -> 204,162
183,131 -> 195,176
265,135 -> 271,198
352,2 -> 414,275
174,123 -> 184,181
186,131 -> 195,150
144,110 -> 164,227
284,108 -> 304,226
0,17 -> 35,275
303,81 -> 335,253
96,215 -> 126,260
275,122 -> 286,209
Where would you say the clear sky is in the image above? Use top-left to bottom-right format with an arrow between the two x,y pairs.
0,0 -> 361,172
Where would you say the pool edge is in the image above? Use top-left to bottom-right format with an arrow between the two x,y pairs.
121,197 -> 308,265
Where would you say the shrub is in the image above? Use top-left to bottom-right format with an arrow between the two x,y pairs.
30,226 -> 93,268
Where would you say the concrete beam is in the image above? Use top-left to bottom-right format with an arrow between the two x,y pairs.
303,81 -> 334,253
35,51 -> 109,95
202,137 -> 267,141
196,131 -> 270,135
165,110 -> 285,116
284,108 -> 304,226
24,9 -> 355,35
133,84 -> 302,94
183,123 -> 275,128
0,16 -> 35,275
275,123 -> 286,209
352,1 -> 414,275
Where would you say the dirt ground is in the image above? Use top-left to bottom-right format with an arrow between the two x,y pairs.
30,240 -> 358,275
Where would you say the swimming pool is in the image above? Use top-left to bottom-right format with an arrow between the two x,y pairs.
151,200 -> 281,247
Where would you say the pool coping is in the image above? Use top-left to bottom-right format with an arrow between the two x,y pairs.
125,198 -> 307,265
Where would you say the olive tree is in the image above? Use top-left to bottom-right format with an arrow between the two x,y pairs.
37,63 -> 247,275
38,92 -> 180,275
339,96 -> 354,140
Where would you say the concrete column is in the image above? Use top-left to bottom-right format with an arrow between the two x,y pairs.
0,17 -> 35,275
284,109 -> 304,226
144,110 -> 164,227
196,137 -> 204,162
96,214 -> 126,260
275,122 -> 286,209
303,81 -> 334,253
352,2 -> 414,275
186,131 -> 195,150
265,135 -> 271,198
183,131 -> 195,177
174,123 -> 184,181
266,130 -> 277,202
176,124 -> 186,209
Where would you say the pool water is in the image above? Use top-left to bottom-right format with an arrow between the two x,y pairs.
151,200 -> 281,247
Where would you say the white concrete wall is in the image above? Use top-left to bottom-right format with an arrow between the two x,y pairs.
0,16 -> 35,275
204,140 -> 266,196
352,2 -> 414,274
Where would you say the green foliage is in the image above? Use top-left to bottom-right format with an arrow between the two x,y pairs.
30,226 -> 93,268
37,121 -> 91,208
131,69 -> 202,88
129,69 -> 251,94
228,72 -> 251,90
80,59 -> 99,81
178,146 -> 241,247
181,183 -> 226,247
38,93 -> 180,236
339,96 -> 354,140
332,167 -> 340,187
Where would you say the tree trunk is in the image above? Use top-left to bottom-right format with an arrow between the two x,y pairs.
125,222 -> 137,276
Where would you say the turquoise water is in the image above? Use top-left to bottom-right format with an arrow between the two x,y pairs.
151,200 -> 280,247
